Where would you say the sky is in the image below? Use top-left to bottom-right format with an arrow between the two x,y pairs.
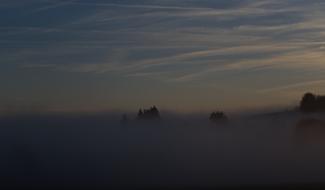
1,0 -> 325,113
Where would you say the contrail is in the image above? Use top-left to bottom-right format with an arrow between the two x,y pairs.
70,2 -> 213,11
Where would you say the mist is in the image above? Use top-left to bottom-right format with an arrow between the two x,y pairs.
1,111 -> 325,188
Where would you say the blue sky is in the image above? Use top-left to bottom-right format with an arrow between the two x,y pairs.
1,0 -> 325,113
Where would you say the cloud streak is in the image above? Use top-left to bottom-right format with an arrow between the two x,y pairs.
70,2 -> 214,10
258,80 -> 325,93
2,0 -> 325,111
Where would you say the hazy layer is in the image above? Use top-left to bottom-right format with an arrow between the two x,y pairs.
1,112 -> 325,188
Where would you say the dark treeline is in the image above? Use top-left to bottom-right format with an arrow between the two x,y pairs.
121,106 -> 229,125
119,91 -> 325,125
209,111 -> 228,124
300,92 -> 325,112
137,106 -> 161,120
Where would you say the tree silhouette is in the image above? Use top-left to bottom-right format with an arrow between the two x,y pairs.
209,111 -> 228,124
137,106 -> 161,120
300,92 -> 316,112
300,92 -> 325,112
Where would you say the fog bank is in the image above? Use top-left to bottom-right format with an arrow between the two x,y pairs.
1,112 -> 325,188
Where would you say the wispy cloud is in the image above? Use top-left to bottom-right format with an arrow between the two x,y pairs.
258,80 -> 325,93
70,2 -> 213,10
31,0 -> 75,13
3,0 -> 325,111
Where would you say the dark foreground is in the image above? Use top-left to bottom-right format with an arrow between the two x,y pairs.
1,112 -> 325,189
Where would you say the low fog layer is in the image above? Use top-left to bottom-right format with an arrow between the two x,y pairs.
1,112 -> 325,188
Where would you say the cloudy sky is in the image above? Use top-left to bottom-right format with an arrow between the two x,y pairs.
1,0 -> 325,113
